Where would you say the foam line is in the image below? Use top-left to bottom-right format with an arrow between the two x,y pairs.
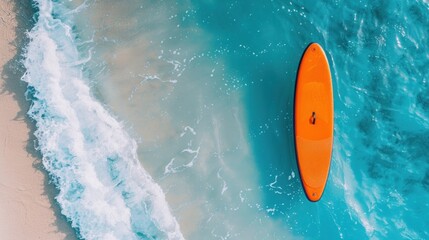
22,1 -> 184,239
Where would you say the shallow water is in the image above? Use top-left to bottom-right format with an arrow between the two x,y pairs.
23,0 -> 429,239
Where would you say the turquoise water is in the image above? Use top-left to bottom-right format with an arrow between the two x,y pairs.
22,0 -> 429,239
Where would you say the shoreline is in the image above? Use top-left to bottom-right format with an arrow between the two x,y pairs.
0,1 -> 77,239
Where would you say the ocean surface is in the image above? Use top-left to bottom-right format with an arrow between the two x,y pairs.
21,0 -> 429,239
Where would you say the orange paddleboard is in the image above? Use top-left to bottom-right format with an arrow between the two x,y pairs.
294,43 -> 333,202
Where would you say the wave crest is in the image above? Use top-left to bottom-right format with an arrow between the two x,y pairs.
21,1 -> 184,239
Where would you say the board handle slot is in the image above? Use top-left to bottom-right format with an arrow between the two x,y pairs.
310,112 -> 316,125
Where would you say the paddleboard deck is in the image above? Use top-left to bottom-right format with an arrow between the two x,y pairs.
294,43 -> 334,202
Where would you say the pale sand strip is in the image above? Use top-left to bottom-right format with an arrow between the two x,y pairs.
0,1 -> 77,239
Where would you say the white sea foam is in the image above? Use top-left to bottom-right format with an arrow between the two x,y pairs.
22,1 -> 184,239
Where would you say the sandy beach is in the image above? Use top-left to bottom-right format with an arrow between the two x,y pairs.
0,1 -> 76,239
